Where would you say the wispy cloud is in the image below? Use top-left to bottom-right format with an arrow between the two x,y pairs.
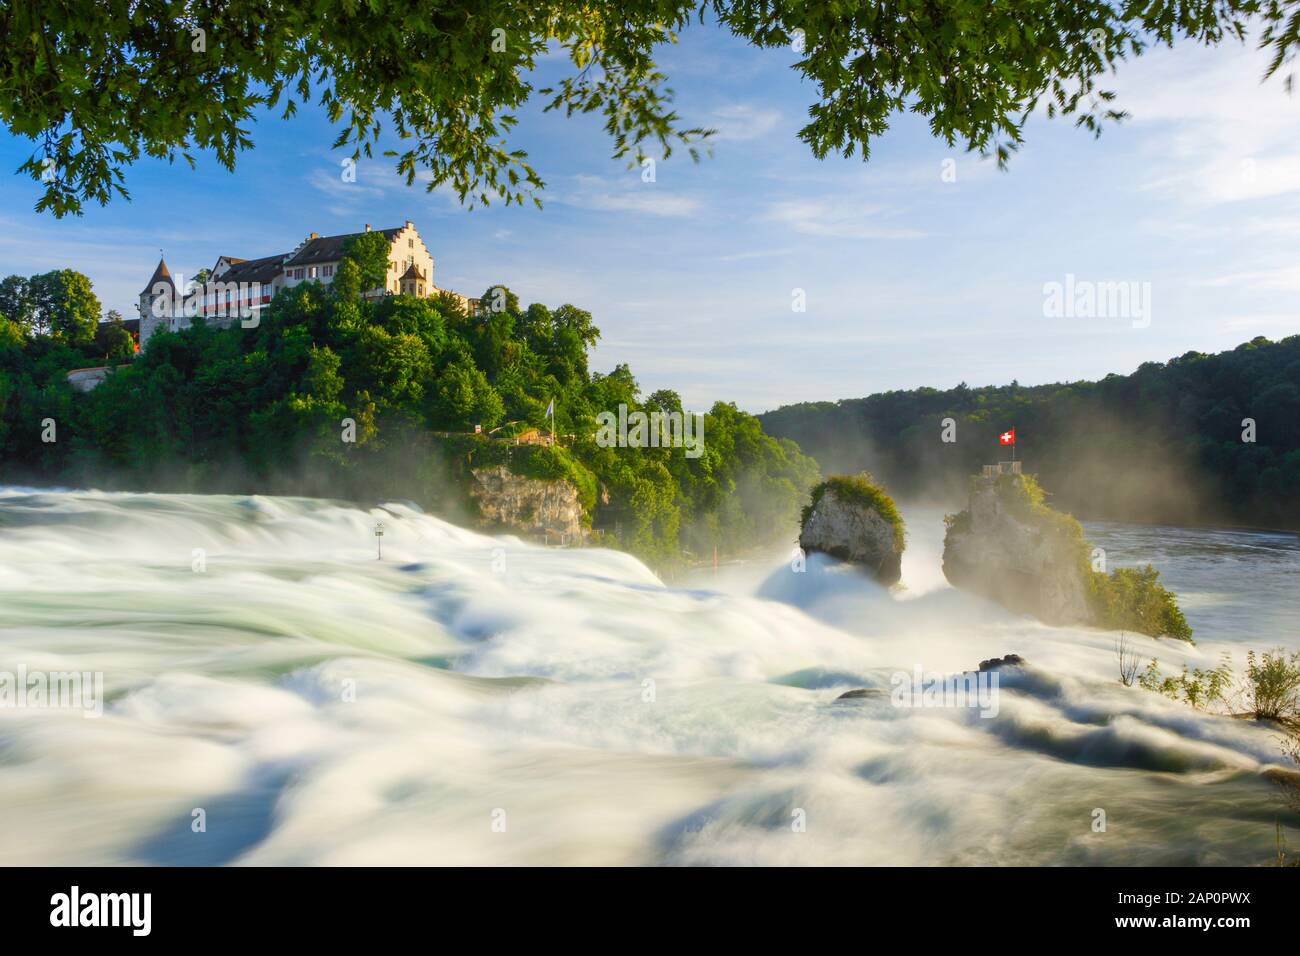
308,163 -> 390,201
709,104 -> 781,143
1121,43 -> 1300,205
559,174 -> 703,217
715,247 -> 796,262
761,199 -> 926,240
1193,265 -> 1300,293
1221,311 -> 1300,332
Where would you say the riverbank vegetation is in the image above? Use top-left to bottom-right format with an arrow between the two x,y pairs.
1123,644 -> 1300,721
761,335 -> 1300,531
1121,643 -> 1300,865
0,261 -> 818,567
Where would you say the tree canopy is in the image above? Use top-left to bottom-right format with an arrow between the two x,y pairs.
760,335 -> 1300,531
340,231 -> 393,294
0,273 -> 820,568
0,269 -> 102,344
4,0 -> 1298,216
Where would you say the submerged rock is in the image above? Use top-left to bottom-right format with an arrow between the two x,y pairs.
799,474 -> 905,585
978,654 -> 1026,672
836,688 -> 885,700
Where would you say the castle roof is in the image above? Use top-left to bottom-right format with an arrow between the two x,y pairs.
140,257 -> 175,295
283,227 -> 403,267
400,263 -> 426,281
218,253 -> 287,284
95,316 -> 140,335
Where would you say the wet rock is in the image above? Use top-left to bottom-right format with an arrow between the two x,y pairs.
978,654 -> 1026,672
836,688 -> 885,700
942,474 -> 1095,626
799,476 -> 904,585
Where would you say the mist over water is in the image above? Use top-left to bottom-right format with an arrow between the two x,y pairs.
0,488 -> 1295,865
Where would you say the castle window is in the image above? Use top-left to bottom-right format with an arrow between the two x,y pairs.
408,238 -> 414,248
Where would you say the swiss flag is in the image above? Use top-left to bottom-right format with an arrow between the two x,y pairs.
999,428 -> 1016,445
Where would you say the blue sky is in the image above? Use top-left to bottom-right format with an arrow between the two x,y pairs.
2,26 -> 1298,413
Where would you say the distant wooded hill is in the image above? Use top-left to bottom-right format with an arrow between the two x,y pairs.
758,335 -> 1300,531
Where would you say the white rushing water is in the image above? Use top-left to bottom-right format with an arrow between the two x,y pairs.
0,487 -> 1296,865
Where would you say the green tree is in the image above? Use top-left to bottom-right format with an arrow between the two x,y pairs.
0,317 -> 23,351
302,345 -> 344,403
340,231 -> 392,294
0,275 -> 33,328
94,309 -> 134,361
10,1 -> 1296,217
352,325 -> 433,406
432,358 -> 505,430
28,270 -> 101,343
480,285 -> 520,317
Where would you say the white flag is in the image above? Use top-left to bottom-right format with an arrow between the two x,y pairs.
545,399 -> 554,418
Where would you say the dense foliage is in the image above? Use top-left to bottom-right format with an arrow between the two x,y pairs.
761,335 -> 1300,531
1091,566 -> 1192,642
0,271 -> 101,343
0,262 -> 818,569
7,1 -> 1300,215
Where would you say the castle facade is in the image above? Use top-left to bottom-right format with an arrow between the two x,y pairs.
138,221 -> 474,346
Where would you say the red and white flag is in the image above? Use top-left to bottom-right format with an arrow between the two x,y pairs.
999,428 -> 1016,445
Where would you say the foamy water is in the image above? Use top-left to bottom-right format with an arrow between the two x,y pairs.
0,487 -> 1295,865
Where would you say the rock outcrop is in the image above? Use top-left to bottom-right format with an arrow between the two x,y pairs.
799,475 -> 905,584
469,466 -> 585,542
978,654 -> 1026,672
835,688 -> 886,700
942,474 -> 1095,626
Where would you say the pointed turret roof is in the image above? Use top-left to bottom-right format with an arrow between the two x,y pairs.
400,263 -> 426,281
140,257 -> 176,295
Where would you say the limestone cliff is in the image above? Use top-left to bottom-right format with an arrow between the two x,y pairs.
799,475 -> 905,584
469,466 -> 586,542
943,474 -> 1096,626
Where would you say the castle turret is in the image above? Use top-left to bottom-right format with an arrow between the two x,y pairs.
138,257 -> 176,348
399,263 -> 426,297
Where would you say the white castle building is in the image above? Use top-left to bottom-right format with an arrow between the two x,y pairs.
137,221 -> 475,347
